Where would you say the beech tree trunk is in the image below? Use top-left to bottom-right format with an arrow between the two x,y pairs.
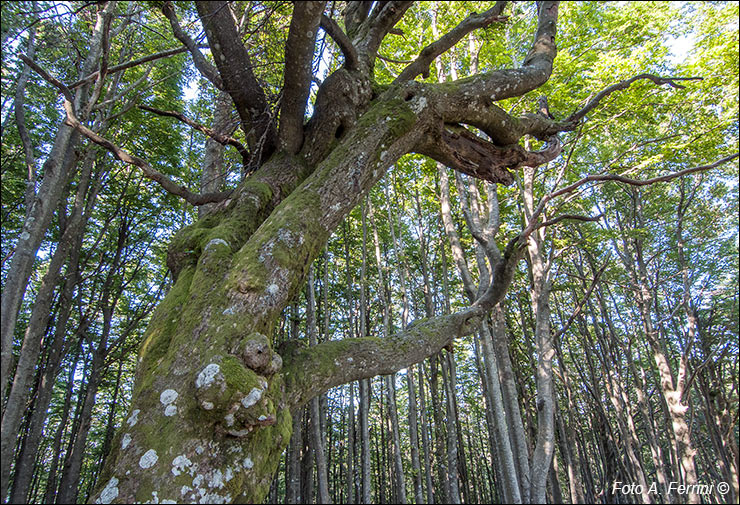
83,2 -> 562,502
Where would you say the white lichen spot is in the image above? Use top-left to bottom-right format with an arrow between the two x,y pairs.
164,405 -> 177,417
139,449 -> 159,469
266,284 -> 279,296
204,238 -> 229,253
224,467 -> 234,482
196,445 -> 205,455
162,500 -> 177,504
209,469 -> 225,489
241,387 -> 263,408
219,54 -> 226,61
224,413 -> 235,427
195,364 -> 221,388
172,454 -> 193,476
202,401 -> 214,410
126,409 -> 140,427
121,433 -> 132,450
243,457 -> 254,469
160,389 -> 178,405
20,231 -> 31,241
258,415 -> 267,421
222,305 -> 238,316
181,486 -> 192,496
200,493 -> 230,504
347,357 -> 354,363
410,95 -> 428,113
193,474 -> 204,488
97,477 -> 119,504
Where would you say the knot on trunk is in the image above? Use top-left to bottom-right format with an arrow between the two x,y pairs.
193,355 -> 280,437
232,332 -> 282,376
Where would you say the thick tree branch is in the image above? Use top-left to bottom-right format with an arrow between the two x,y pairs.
282,308 -> 481,410
344,1 -> 373,38
138,105 -> 249,166
361,1 -> 414,58
279,1 -> 326,154
394,2 -> 507,83
196,1 -> 277,162
161,1 -> 223,89
472,233 -> 527,311
320,14 -> 359,70
430,0 -> 558,137
567,74 -> 703,123
415,126 -> 561,185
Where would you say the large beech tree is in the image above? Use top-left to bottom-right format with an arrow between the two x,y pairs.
9,1 -> 736,503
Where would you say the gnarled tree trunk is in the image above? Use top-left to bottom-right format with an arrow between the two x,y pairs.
77,2 -> 567,503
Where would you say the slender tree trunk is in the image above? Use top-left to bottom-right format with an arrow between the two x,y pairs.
441,354 -> 461,504
55,332 -> 108,504
407,365 -> 423,504
1,148 -> 97,502
199,90 -> 232,217
413,188 -> 436,504
42,346 -> 79,505
429,354 -> 450,503
286,408 -> 303,504
286,302 -> 303,505
480,320 -> 522,503
418,362 -> 435,504
521,163 -> 556,504
358,200 -> 372,505
306,267 -> 330,504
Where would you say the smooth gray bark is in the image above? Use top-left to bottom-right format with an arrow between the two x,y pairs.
1,1 -> 115,408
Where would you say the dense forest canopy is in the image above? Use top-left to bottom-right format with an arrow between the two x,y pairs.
1,1 -> 738,504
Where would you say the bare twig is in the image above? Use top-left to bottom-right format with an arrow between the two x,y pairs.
567,74 -> 703,123
520,153 -> 739,242
138,105 -> 250,166
537,213 -> 603,230
63,101 -> 231,206
69,46 -> 190,89
553,261 -> 609,340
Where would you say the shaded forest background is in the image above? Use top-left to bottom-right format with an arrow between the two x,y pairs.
1,1 -> 738,504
